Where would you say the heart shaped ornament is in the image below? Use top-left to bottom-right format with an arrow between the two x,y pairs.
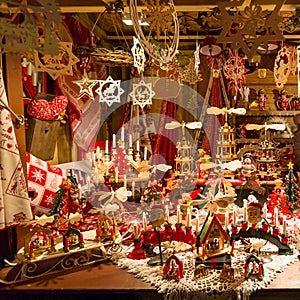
27,96 -> 68,120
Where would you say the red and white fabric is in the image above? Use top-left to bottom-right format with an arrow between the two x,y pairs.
26,152 -> 68,217
0,69 -> 33,229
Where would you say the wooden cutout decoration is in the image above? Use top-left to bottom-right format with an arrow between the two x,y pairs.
34,41 -> 79,80
0,0 -> 62,56
180,57 -> 203,84
72,69 -> 98,100
217,0 -> 285,59
96,75 -> 125,107
131,37 -> 147,74
129,79 -> 155,109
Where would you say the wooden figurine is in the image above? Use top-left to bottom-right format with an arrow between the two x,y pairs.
162,254 -> 184,281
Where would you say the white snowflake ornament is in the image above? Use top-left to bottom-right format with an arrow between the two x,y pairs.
131,37 -> 146,74
96,76 -> 125,107
129,80 -> 155,109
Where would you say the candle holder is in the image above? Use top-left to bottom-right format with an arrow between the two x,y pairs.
127,238 -> 146,260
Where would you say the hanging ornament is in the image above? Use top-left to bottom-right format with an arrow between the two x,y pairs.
34,41 -> 79,80
129,79 -> 155,109
180,57 -> 203,84
131,37 -> 147,74
72,69 -> 98,100
96,75 -> 125,107
130,0 -> 179,69
217,0 -> 285,59
194,42 -> 201,74
223,49 -> 248,101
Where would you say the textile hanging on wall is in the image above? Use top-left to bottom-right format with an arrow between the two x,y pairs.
152,98 -> 177,174
0,69 -> 32,229
56,15 -> 107,152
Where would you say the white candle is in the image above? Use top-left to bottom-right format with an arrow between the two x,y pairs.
136,140 -> 140,152
282,215 -> 287,235
113,134 -> 116,148
132,181 -> 135,197
143,212 -> 147,231
105,162 -> 109,175
121,127 -> 124,142
32,70 -> 38,86
165,205 -> 169,222
129,134 -> 132,148
225,212 -> 228,229
186,208 -> 191,227
78,184 -> 82,199
233,206 -> 237,225
195,212 -> 199,233
144,146 -> 147,160
263,203 -> 268,219
96,146 -> 101,159
177,205 -> 181,223
105,140 -> 109,153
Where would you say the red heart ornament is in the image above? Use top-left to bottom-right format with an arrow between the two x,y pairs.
27,96 -> 68,120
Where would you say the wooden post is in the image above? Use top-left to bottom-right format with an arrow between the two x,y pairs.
4,52 -> 27,177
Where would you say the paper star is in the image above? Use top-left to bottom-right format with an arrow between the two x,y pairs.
217,0 -> 285,59
73,70 -> 98,100
96,76 -> 125,107
129,80 -> 155,109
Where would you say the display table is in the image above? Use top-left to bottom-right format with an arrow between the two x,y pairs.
0,259 -> 299,300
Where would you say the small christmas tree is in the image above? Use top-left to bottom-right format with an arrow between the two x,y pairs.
49,176 -> 82,218
283,162 -> 300,212
138,182 -> 164,216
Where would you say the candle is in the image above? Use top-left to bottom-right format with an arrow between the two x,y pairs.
186,207 -> 191,227
78,184 -> 82,199
143,212 -> 147,231
96,146 -> 101,159
177,205 -> 181,223
136,140 -> 140,152
165,205 -> 169,222
121,127 -> 124,142
144,146 -> 147,160
115,167 -> 119,183
132,181 -> 135,197
133,223 -> 139,239
32,70 -> 38,86
129,134 -> 132,148
282,215 -> 287,235
263,203 -> 268,219
274,207 -> 278,227
243,199 -> 247,221
233,206 -> 237,225
225,212 -> 228,230
113,134 -> 116,148
195,212 -> 199,233
124,174 -> 127,189
105,140 -> 109,153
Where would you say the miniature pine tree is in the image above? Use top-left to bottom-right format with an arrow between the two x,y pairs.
49,176 -> 81,217
283,162 -> 300,212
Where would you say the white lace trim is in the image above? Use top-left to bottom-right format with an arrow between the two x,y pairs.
115,243 -> 298,300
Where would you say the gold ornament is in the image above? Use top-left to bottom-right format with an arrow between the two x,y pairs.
72,69 -> 98,100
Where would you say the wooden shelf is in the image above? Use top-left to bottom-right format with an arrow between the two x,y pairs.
242,110 -> 300,117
